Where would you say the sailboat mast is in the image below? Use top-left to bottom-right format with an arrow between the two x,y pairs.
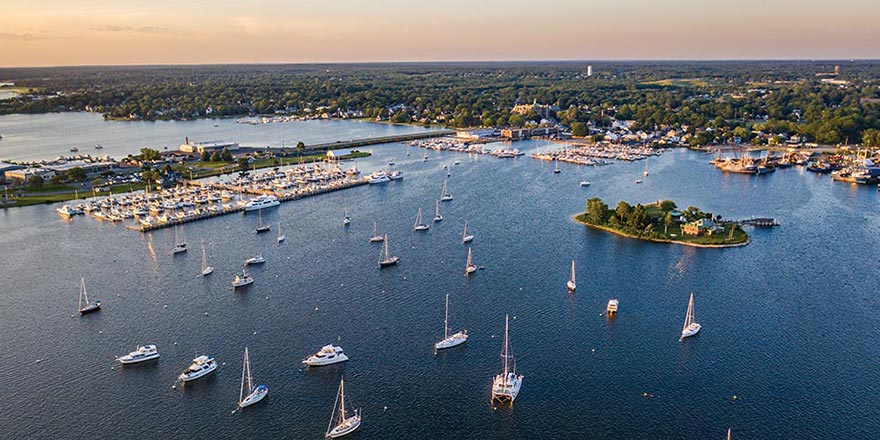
502,314 -> 510,385
683,293 -> 695,330
239,348 -> 248,402
462,221 -> 468,240
444,294 -> 450,339
245,347 -> 253,391
338,377 -> 346,421
79,277 -> 86,309
571,260 -> 576,283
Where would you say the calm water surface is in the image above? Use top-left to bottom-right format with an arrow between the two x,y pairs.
1,130 -> 879,439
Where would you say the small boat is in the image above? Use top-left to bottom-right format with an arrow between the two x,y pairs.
727,427 -> 732,440
178,355 -> 217,382
388,161 -> 395,166
422,151 -> 429,161
369,222 -> 384,243
433,200 -> 443,222
579,180 -> 591,187
388,170 -> 404,180
680,293 -> 701,340
70,147 -> 79,152
440,179 -> 453,201
413,208 -> 429,231
56,205 -> 82,216
303,345 -> 349,367
606,299 -> 619,315
77,277 -> 101,315
117,345 -> 160,364
232,269 -> 254,288
453,160 -> 461,165
201,241 -> 214,276
238,347 -> 268,408
462,221 -> 474,243
94,144 -> 103,150
635,179 -> 643,184
342,206 -> 351,226
465,247 -> 477,275
491,314 -> 523,403
245,255 -> 266,265
553,160 -> 561,174
172,226 -> 187,254
378,234 -> 399,267
277,223 -> 285,243
368,171 -> 390,184
325,376 -> 361,439
435,294 -> 467,350
255,210 -> 270,233
566,260 -> 576,292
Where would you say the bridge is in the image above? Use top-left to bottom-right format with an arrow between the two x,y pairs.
304,130 -> 455,153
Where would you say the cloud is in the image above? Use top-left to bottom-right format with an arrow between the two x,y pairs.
90,25 -> 168,33
0,32 -> 46,41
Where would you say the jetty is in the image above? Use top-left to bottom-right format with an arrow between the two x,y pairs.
305,130 -> 454,153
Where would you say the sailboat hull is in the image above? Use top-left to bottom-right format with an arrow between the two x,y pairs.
379,257 -> 399,267
202,267 -> 214,276
435,332 -> 468,350
681,323 -> 701,339
327,415 -> 361,438
491,373 -> 523,402
566,281 -> 576,291
239,385 -> 269,408
79,304 -> 101,314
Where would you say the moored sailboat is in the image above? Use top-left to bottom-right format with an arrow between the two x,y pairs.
277,222 -> 285,243
172,225 -> 187,254
566,260 -> 576,292
435,294 -> 467,350
378,234 -> 399,267
680,292 -> 701,340
461,221 -> 474,243
201,241 -> 214,276
433,200 -> 443,222
414,208 -> 429,231
77,277 -> 101,315
325,376 -> 361,439
369,222 -> 384,243
238,347 -> 268,408
256,209 -> 270,233
491,314 -> 523,403
465,247 -> 477,275
440,179 -> 453,201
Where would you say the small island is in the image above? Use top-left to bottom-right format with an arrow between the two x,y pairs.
575,198 -> 749,248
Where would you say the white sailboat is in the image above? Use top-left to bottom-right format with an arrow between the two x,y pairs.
435,294 -> 467,350
491,314 -> 523,403
643,156 -> 649,177
277,222 -> 285,243
77,277 -> 101,314
238,346 -> 268,408
566,260 -> 576,292
465,247 -> 477,275
342,206 -> 351,226
680,292 -> 701,340
433,200 -> 443,222
462,221 -> 474,243
325,376 -> 361,439
369,222 -> 384,243
414,208 -> 429,231
727,428 -> 732,440
201,241 -> 214,276
440,179 -> 453,201
378,234 -> 399,267
172,225 -> 187,254
553,160 -> 560,174
256,209 -> 270,233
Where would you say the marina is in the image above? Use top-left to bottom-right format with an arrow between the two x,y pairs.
531,143 -> 662,166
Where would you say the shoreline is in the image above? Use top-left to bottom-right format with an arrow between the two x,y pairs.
573,214 -> 750,248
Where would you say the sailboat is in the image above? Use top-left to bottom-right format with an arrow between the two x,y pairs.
172,226 -> 187,254
727,428 -> 732,440
369,222 -> 384,243
461,221 -> 474,243
201,241 -> 214,276
256,209 -> 270,233
414,208 -> 429,231
422,150 -> 429,161
433,200 -> 443,222
680,292 -> 701,340
566,260 -> 576,292
440,179 -> 453,201
342,206 -> 351,226
643,156 -> 649,177
435,294 -> 467,350
325,377 -> 361,439
491,314 -> 523,403
238,347 -> 269,408
553,160 -> 561,174
378,234 -> 399,267
77,277 -> 101,314
277,222 -> 285,243
465,247 -> 477,275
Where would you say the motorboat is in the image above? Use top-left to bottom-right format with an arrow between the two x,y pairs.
606,299 -> 619,315
117,345 -> 160,364
232,270 -> 254,288
178,355 -> 218,382
245,255 -> 266,265
244,195 -> 280,211
303,345 -> 348,367
579,180 -> 591,187
388,170 -> 403,180
368,172 -> 390,184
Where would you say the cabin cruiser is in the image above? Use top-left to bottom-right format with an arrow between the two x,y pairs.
244,195 -> 280,211
117,345 -> 160,364
606,299 -> 619,315
178,355 -> 217,382
368,171 -> 390,184
232,271 -> 254,288
302,345 -> 349,367
56,205 -> 83,216
388,170 -> 403,180
245,255 -> 266,265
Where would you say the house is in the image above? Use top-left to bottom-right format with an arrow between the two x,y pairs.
682,218 -> 724,236
500,128 -> 531,139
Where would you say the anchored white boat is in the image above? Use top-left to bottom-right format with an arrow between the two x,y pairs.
244,195 -> 280,211
245,255 -> 266,265
433,200 -> 443,222
440,179 -> 453,201
369,222 -> 384,243
277,222 -> 285,243
413,207 -> 429,231
553,160 -> 560,174
388,170 -> 403,180
232,269 -> 253,288
325,376 -> 361,439
606,299 -> 619,315
368,171 -> 390,184
461,221 -> 474,243
303,345 -> 349,367
256,209 -> 270,233
491,314 -> 523,403
378,234 -> 399,267
435,294 -> 467,350
201,241 -> 213,276
680,292 -> 701,340
172,226 -> 187,254
465,247 -> 477,275
117,345 -> 160,364
178,355 -> 217,382
566,260 -> 576,292
238,347 -> 268,408
579,180 -> 591,187
77,277 -> 101,315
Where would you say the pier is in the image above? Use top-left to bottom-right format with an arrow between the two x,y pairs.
732,218 -> 779,227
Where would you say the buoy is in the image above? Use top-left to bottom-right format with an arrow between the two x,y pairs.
383,406 -> 388,412
253,331 -> 257,335
222,362 -> 226,366
205,312 -> 208,316
173,342 -> 177,346
314,307 -> 319,311
591,348 -> 595,352
265,296 -> 269,300
172,385 -> 176,389
164,304 -> 168,308
99,331 -> 103,334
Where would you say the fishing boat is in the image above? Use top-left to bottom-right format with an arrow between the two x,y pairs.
434,294 -> 467,350
303,345 -> 348,367
433,200 -> 443,222
77,277 -> 101,314
325,377 -> 361,439
117,345 -> 160,364
378,234 -> 399,267
255,210 -> 270,233
606,299 -> 619,315
369,222 -> 384,243
635,179 -> 643,184
277,223 -> 286,243
465,247 -> 477,275
461,221 -> 474,243
238,347 -> 269,408
566,260 -> 576,292
680,292 -> 701,340
232,269 -> 253,288
178,355 -> 217,382
491,314 -> 523,403
440,179 -> 453,201
553,160 -> 561,174
172,226 -> 187,254
245,255 -> 266,265
413,208 -> 429,231
201,241 -> 214,276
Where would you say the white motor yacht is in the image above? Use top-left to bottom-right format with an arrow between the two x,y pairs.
245,255 -> 266,265
178,355 -> 217,382
117,345 -> 160,364
368,172 -> 390,184
232,270 -> 254,288
388,170 -> 404,180
244,195 -> 280,211
303,345 -> 349,367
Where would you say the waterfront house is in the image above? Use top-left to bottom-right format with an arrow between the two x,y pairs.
682,218 -> 724,236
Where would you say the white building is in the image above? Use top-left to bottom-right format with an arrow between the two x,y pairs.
179,139 -> 239,154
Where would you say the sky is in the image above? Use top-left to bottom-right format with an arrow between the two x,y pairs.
1,0 -> 878,67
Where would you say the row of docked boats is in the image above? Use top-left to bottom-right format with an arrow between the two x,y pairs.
367,169 -> 403,184
407,138 -> 524,158
532,143 -> 660,166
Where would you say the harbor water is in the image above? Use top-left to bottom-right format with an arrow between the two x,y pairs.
1,121 -> 879,439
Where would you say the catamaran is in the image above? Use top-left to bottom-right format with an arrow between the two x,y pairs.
378,234 -> 399,267
435,294 -> 467,350
172,226 -> 187,254
325,376 -> 361,439
369,222 -> 384,243
238,347 -> 268,408
440,179 -> 453,201
277,222 -> 286,243
117,345 -> 160,364
77,277 -> 101,314
256,209 -> 270,233
433,200 -> 443,222
491,314 -> 523,403
414,208 -> 429,231
566,260 -> 576,292
680,292 -> 701,340
465,247 -> 477,275
201,241 -> 214,276
462,221 -> 474,243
